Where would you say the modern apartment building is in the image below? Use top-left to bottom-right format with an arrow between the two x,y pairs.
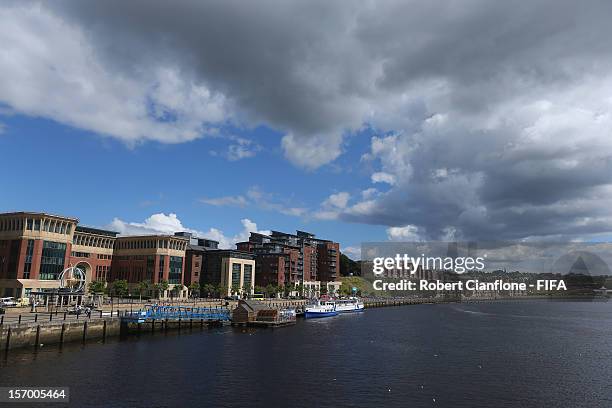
0,211 -> 338,300
199,249 -> 256,297
179,232 -> 219,286
237,229 -> 341,295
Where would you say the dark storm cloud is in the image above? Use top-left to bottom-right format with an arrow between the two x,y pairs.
3,0 -> 612,239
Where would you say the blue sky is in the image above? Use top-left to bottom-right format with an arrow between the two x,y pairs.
2,1 -> 612,256
0,111 -> 386,255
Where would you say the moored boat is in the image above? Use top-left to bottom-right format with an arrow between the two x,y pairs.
334,297 -> 365,313
304,299 -> 338,318
304,297 -> 364,318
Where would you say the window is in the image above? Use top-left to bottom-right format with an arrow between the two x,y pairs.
169,256 -> 183,284
158,255 -> 165,281
232,263 -> 241,287
243,264 -> 252,288
40,241 -> 67,280
23,239 -> 34,279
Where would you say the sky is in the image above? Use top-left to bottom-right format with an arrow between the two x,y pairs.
2,1 -> 612,259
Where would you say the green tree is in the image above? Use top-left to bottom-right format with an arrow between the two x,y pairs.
156,280 -> 169,299
189,282 -> 201,298
265,284 -> 278,298
201,283 -> 214,298
111,279 -> 129,298
137,280 -> 150,302
254,285 -> 265,296
172,284 -> 184,298
231,283 -> 241,297
296,283 -> 305,298
88,280 -> 106,294
242,284 -> 252,298
340,253 -> 361,276
218,284 -> 228,298
340,280 -> 352,296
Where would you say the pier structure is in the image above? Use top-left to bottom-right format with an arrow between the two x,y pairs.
121,304 -> 231,324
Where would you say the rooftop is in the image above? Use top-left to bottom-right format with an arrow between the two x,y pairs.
75,225 -> 119,237
0,211 -> 79,222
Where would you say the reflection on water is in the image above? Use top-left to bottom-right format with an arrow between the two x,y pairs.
1,301 -> 611,408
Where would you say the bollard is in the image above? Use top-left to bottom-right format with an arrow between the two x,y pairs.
63,312 -> 67,320
34,325 -> 40,349
1,315 -> 3,325
18,315 -> 22,324
49,313 -> 53,322
151,319 -> 155,333
5,327 -> 11,351
82,321 -> 88,343
34,314 -> 38,322
102,320 -> 107,342
100,310 -> 103,318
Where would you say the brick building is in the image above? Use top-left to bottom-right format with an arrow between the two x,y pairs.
69,226 -> 118,283
180,232 -> 219,287
0,212 -> 78,298
237,229 -> 341,295
111,234 -> 189,297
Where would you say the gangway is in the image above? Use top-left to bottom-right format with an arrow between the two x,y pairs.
122,304 -> 231,323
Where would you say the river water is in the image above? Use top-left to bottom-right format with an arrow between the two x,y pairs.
1,301 -> 611,407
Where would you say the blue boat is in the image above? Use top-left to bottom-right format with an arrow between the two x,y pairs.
304,299 -> 339,318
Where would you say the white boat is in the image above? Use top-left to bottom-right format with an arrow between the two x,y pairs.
304,299 -> 338,318
333,297 -> 365,313
304,297 -> 364,318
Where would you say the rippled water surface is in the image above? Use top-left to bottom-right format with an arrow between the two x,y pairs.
1,301 -> 611,407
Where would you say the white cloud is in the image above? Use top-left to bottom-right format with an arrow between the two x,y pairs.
107,212 -> 269,249
209,137 -> 261,161
0,6 -> 228,146
361,188 -> 379,199
199,195 -> 247,207
323,192 -> 350,209
281,131 -> 344,170
109,213 -> 190,236
204,218 -> 271,249
200,186 -> 307,217
313,191 -> 351,220
386,225 -> 421,241
342,246 -> 362,260
371,172 -> 396,185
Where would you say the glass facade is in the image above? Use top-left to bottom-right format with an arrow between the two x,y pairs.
158,255 -> 165,282
23,239 -> 34,279
169,256 -> 182,284
147,255 -> 155,281
231,263 -> 241,287
243,264 -> 252,288
40,241 -> 67,280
